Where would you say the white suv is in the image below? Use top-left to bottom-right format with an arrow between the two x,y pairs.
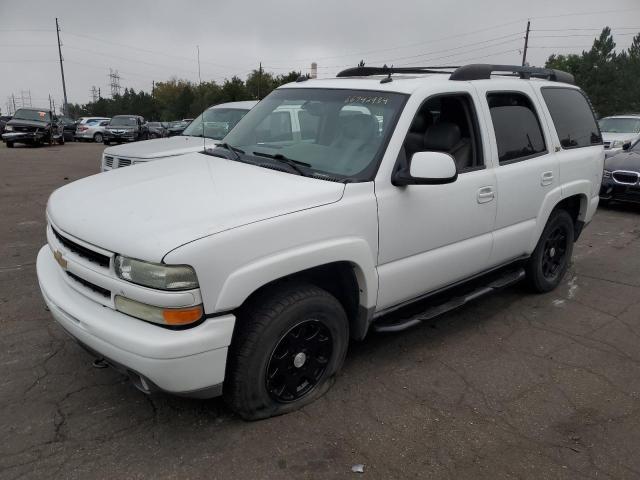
598,114 -> 640,157
36,64 -> 604,419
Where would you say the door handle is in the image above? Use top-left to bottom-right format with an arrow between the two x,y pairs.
541,171 -> 554,186
477,186 -> 495,204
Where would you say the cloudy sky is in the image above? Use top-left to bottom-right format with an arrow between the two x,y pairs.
1,0 -> 638,114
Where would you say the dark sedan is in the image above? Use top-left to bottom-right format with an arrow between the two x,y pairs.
600,140 -> 640,205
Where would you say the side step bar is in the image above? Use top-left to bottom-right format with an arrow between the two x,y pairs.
373,268 -> 525,333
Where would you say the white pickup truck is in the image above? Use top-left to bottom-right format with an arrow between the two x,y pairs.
37,64 -> 604,420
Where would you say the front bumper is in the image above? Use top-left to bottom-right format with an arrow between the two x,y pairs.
36,245 -> 235,397
2,131 -> 45,143
600,178 -> 640,203
104,131 -> 137,142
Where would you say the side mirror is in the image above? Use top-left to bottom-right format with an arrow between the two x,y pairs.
623,142 -> 631,151
393,151 -> 458,186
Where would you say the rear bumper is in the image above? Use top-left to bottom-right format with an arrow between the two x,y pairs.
36,246 -> 235,397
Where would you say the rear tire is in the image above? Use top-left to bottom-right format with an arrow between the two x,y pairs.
94,133 -> 103,143
224,283 -> 349,420
526,209 -> 574,293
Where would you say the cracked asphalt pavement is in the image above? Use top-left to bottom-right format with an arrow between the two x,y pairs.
2,142 -> 640,479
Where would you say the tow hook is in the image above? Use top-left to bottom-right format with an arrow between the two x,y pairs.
92,358 -> 109,369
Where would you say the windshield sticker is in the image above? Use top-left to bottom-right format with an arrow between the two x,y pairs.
38,111 -> 46,118
344,95 -> 389,105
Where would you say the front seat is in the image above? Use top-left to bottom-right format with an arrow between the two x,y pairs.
405,111 -> 433,158
422,122 -> 472,171
330,114 -> 379,173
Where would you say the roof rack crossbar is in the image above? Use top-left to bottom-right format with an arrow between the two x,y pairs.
449,64 -> 574,84
336,65 -> 459,78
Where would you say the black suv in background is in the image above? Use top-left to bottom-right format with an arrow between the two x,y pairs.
1,108 -> 64,147
0,115 -> 12,135
103,115 -> 149,145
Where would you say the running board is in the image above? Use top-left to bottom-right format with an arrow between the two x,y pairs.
373,268 -> 525,333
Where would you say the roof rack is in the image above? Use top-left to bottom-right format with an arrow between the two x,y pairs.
336,65 -> 459,78
449,64 -> 574,84
335,63 -> 575,85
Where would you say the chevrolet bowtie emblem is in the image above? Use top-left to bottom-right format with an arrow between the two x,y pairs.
53,250 -> 67,269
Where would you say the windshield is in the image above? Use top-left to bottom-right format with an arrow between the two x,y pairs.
110,116 -> 137,126
598,117 -> 640,134
221,88 -> 406,180
13,109 -> 50,122
183,107 -> 250,139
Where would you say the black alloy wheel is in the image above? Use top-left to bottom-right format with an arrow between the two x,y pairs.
541,226 -> 568,280
526,209 -> 575,293
266,320 -> 333,403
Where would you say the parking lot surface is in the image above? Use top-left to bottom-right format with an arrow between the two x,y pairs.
1,142 -> 640,479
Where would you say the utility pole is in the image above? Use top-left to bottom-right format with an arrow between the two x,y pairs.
522,20 -> 531,67
152,80 -> 155,97
98,87 -> 101,99
257,62 -> 262,100
12,94 -> 16,113
197,46 -> 202,85
55,18 -> 69,116
49,94 -> 53,111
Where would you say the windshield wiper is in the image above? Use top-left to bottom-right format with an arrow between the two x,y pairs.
217,142 -> 245,161
252,151 -> 311,176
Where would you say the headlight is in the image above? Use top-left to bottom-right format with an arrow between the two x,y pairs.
603,169 -> 612,178
611,140 -> 628,148
114,255 -> 199,290
115,295 -> 203,326
5,125 -> 13,131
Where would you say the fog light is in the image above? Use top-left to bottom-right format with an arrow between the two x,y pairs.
115,295 -> 203,326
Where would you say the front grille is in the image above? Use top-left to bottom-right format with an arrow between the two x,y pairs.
104,156 -> 114,168
612,171 -> 639,185
66,271 -> 111,298
52,227 -> 110,268
15,126 -> 36,133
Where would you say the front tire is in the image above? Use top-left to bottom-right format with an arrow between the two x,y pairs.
94,133 -> 103,143
224,283 -> 349,420
526,209 -> 574,293
103,140 -> 110,146
6,141 -> 14,148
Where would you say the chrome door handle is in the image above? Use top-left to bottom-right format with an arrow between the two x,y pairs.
477,186 -> 495,204
541,171 -> 554,186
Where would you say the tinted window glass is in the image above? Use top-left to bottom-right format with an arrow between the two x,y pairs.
542,88 -> 602,149
488,93 -> 546,164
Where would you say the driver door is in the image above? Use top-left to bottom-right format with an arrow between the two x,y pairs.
375,89 -> 497,311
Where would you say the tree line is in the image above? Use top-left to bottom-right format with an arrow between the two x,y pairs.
67,28 -> 640,121
67,70 -> 302,121
546,28 -> 640,117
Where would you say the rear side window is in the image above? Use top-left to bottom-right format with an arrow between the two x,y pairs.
487,92 -> 546,164
541,88 -> 602,149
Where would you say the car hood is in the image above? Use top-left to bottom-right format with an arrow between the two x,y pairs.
7,119 -> 48,128
104,136 -> 219,159
602,132 -> 640,144
604,150 -> 640,171
47,153 -> 345,261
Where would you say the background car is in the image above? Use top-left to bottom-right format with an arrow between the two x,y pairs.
599,114 -> 640,157
101,100 -> 257,171
147,122 -> 168,138
59,116 -> 78,142
75,119 -> 110,143
166,120 -> 190,136
600,138 -> 640,205
0,115 -> 12,135
1,108 -> 64,147
103,115 -> 149,145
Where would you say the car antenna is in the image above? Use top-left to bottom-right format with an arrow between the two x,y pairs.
380,64 -> 393,84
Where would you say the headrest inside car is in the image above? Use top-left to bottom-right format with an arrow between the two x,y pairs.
423,122 -> 462,151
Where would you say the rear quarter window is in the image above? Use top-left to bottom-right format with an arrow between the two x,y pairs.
541,88 -> 602,149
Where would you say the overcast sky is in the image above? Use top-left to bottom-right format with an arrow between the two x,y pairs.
1,0 -> 638,114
